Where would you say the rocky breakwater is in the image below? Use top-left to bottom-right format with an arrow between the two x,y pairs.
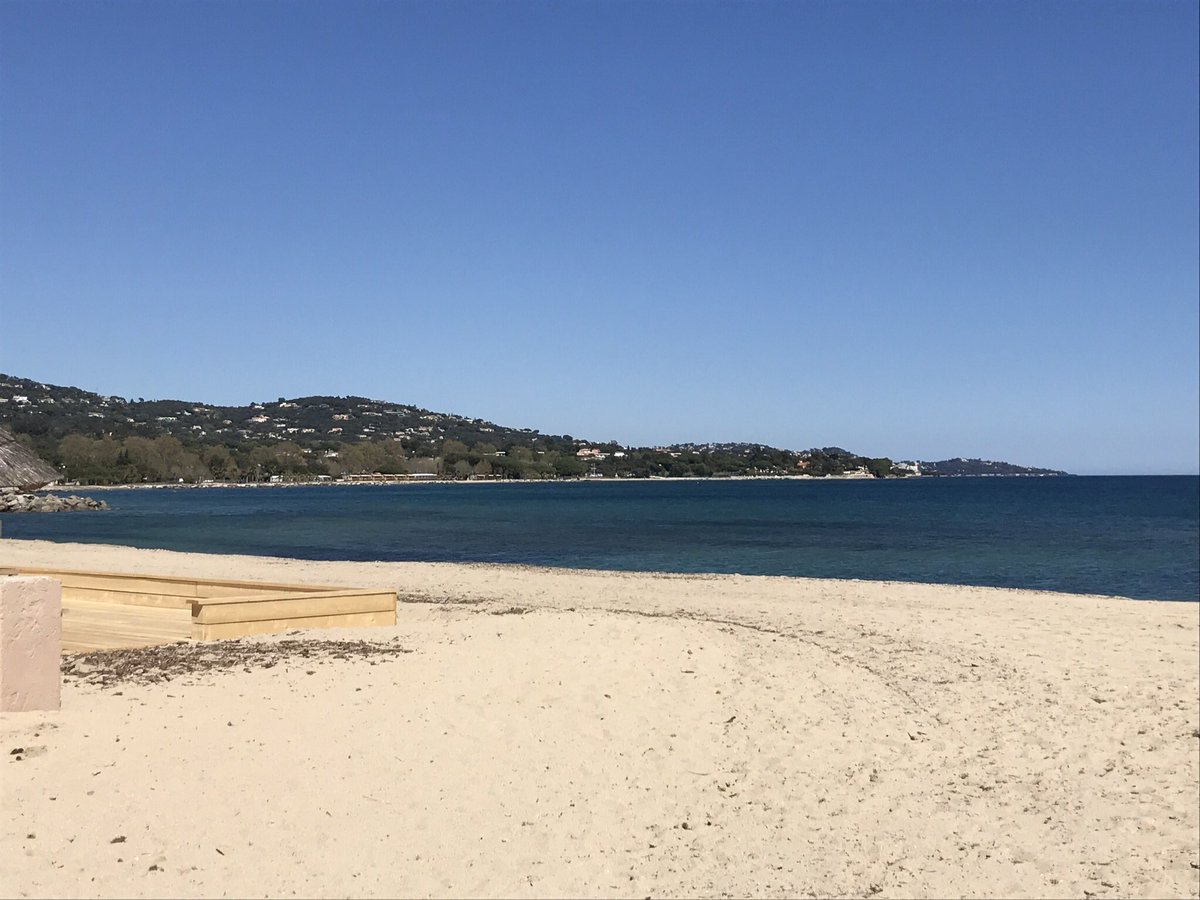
0,487 -> 108,513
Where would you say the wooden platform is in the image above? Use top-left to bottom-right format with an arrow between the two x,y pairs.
61,597 -> 190,653
8,567 -> 397,653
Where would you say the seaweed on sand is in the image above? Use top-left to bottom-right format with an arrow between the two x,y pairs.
61,638 -> 413,687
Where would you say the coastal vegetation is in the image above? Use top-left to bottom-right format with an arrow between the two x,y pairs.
0,375 -> 1066,484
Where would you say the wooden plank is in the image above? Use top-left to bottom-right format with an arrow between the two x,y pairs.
193,588 -> 394,611
193,591 -> 396,625
0,566 -> 395,651
36,572 -> 201,597
199,583 -> 331,598
62,598 -> 191,653
61,587 -> 193,610
195,610 -> 395,641
189,588 -> 393,607
62,601 -> 190,633
11,566 -> 339,595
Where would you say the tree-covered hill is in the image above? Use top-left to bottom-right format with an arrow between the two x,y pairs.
0,374 -> 538,452
0,374 -> 1065,484
917,458 -> 1068,477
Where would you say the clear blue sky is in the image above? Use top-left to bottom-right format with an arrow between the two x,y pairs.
1,1 -> 1196,474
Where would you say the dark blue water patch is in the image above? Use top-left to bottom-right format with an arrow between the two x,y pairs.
1,476 -> 1196,601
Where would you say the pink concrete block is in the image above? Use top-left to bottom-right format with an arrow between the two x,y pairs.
0,576 -> 62,712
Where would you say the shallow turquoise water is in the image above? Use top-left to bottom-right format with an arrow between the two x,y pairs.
3,476 -> 1197,600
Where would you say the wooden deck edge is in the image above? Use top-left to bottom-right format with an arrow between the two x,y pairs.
193,609 -> 396,641
192,591 -> 397,625
9,565 -> 340,595
5,567 -> 397,651
191,588 -> 398,609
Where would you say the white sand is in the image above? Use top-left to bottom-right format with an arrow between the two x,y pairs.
1,538 -> 1198,899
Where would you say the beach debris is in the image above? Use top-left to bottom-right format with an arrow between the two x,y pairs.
403,592 -> 487,606
62,639 -> 414,687
110,836 -> 126,844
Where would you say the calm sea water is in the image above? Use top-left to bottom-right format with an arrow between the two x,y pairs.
2,476 -> 1197,601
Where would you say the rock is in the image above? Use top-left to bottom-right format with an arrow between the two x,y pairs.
0,490 -> 108,513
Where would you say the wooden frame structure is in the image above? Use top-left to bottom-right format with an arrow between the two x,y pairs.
9,567 -> 397,653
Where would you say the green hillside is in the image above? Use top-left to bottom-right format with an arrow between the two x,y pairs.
0,374 -> 1064,484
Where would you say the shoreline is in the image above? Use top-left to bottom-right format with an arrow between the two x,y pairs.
44,474 -> 869,491
2,537 -> 1193,604
0,537 -> 1192,620
39,471 -> 1090,492
2,539 -> 1197,898
0,536 -> 1145,598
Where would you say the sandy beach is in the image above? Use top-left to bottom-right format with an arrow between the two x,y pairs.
1,538 -> 1197,899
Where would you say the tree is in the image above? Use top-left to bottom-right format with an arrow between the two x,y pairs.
202,445 -> 239,480
152,436 -> 204,481
248,445 -> 280,479
122,436 -> 164,481
376,441 -> 408,474
507,445 -> 533,463
553,457 -> 586,477
58,434 -> 97,481
491,457 -> 526,479
866,457 -> 894,479
55,434 -> 124,483
272,442 -> 308,475
339,441 -> 388,475
440,439 -> 470,462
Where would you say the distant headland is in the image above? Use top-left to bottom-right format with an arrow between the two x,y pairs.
0,375 -> 1068,485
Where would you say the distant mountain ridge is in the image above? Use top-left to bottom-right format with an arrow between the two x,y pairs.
916,458 -> 1069,477
0,374 -> 1068,482
0,374 -> 532,452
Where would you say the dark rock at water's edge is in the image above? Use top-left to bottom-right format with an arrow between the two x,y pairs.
0,487 -> 107,513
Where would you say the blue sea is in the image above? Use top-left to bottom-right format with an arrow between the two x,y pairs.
2,476 -> 1197,601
